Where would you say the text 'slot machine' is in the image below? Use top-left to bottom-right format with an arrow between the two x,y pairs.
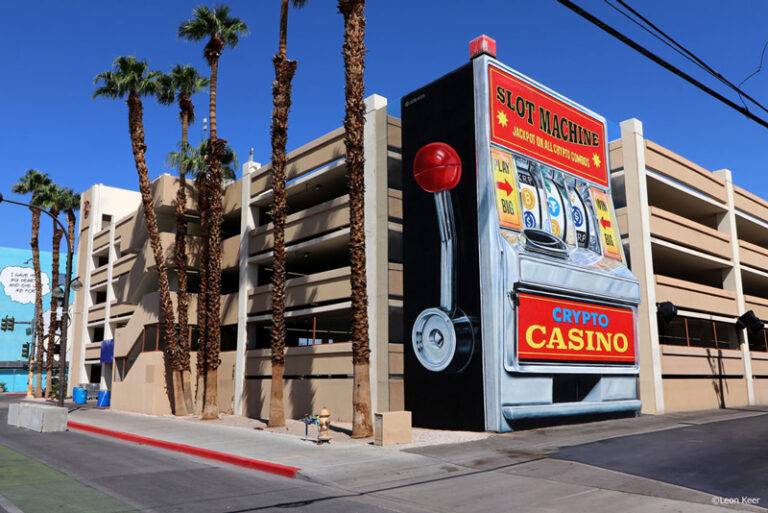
402,37 -> 641,431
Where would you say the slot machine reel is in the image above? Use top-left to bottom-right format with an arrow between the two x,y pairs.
410,142 -> 476,373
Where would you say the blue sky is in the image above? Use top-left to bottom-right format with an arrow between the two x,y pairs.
1,1 -> 767,250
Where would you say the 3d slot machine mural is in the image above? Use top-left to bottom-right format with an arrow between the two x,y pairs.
402,36 -> 642,432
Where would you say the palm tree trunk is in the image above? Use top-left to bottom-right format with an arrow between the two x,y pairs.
31,209 -> 45,398
195,174 -> 209,414
268,20 -> 298,426
45,211 -> 63,399
175,108 -> 194,413
270,361 -> 285,425
67,211 -> 77,272
202,155 -> 222,420
278,0 -> 289,57
339,0 -> 373,438
202,46 -> 224,420
207,48 -> 220,140
126,92 -> 187,416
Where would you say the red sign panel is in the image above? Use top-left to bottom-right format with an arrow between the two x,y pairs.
488,65 -> 608,186
517,293 -> 635,363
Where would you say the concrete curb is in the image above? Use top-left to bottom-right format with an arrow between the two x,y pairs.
66,420 -> 301,478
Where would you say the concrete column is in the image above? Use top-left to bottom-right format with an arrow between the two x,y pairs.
72,184 -> 102,393
104,222 -> 116,335
234,160 -> 259,416
363,94 -> 390,414
715,168 -> 755,404
100,222 -> 116,392
620,119 -> 665,414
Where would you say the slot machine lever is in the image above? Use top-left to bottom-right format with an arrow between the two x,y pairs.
435,190 -> 456,313
411,142 -> 476,373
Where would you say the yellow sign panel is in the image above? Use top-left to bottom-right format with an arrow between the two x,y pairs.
590,187 -> 622,260
492,148 -> 522,230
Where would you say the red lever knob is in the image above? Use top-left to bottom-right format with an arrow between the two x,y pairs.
413,142 -> 462,193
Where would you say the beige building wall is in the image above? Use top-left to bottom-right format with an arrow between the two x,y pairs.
613,118 -> 768,413
71,184 -> 141,391
71,172 -> 242,413
111,352 -> 236,416
70,95 -> 404,423
240,95 -> 403,422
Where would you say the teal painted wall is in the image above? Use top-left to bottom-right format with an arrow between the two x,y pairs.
0,246 -> 74,393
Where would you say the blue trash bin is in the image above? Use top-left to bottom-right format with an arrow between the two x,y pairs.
97,390 -> 111,408
73,387 -> 87,405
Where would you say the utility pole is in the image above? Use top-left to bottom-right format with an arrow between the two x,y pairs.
27,312 -> 35,399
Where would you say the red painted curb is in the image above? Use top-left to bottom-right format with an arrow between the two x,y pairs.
1,393 -> 27,397
67,420 -> 300,478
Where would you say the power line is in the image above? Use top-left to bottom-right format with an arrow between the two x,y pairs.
739,40 -> 768,88
602,1 -> 703,72
556,0 -> 768,130
613,0 -> 768,116
603,0 -> 741,101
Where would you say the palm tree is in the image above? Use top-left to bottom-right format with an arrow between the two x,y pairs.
179,5 -> 248,420
42,183 -> 66,399
339,0 -> 373,438
12,169 -> 52,398
93,56 -> 188,416
59,187 -> 81,319
268,0 -> 308,428
169,141 -> 237,413
157,65 -> 209,413
168,141 -> 238,189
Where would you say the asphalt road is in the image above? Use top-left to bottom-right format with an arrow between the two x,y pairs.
2,395 -> 767,513
0,398 -> 403,513
555,413 -> 768,504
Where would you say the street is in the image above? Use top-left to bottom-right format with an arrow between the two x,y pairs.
556,412 -> 768,504
1,396 -> 768,512
0,398 -> 400,513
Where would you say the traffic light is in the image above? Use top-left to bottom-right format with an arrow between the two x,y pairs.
1,316 -> 15,332
21,342 -> 30,359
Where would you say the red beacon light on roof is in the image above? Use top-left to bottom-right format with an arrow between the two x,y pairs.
413,142 -> 462,193
469,35 -> 496,59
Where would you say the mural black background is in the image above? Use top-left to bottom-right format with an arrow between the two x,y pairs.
402,62 -> 486,431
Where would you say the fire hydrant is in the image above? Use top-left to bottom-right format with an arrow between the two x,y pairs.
317,407 -> 332,444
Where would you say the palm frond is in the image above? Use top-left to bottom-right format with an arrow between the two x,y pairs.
92,71 -> 120,99
59,188 -> 81,212
155,73 -> 176,105
173,64 -> 209,96
93,56 -> 157,100
170,140 -> 238,180
178,6 -> 215,41
39,183 -> 68,213
178,4 -> 248,48
12,169 -> 52,205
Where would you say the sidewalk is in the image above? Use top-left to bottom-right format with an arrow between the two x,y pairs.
68,406 -> 445,486
66,405 -> 768,512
